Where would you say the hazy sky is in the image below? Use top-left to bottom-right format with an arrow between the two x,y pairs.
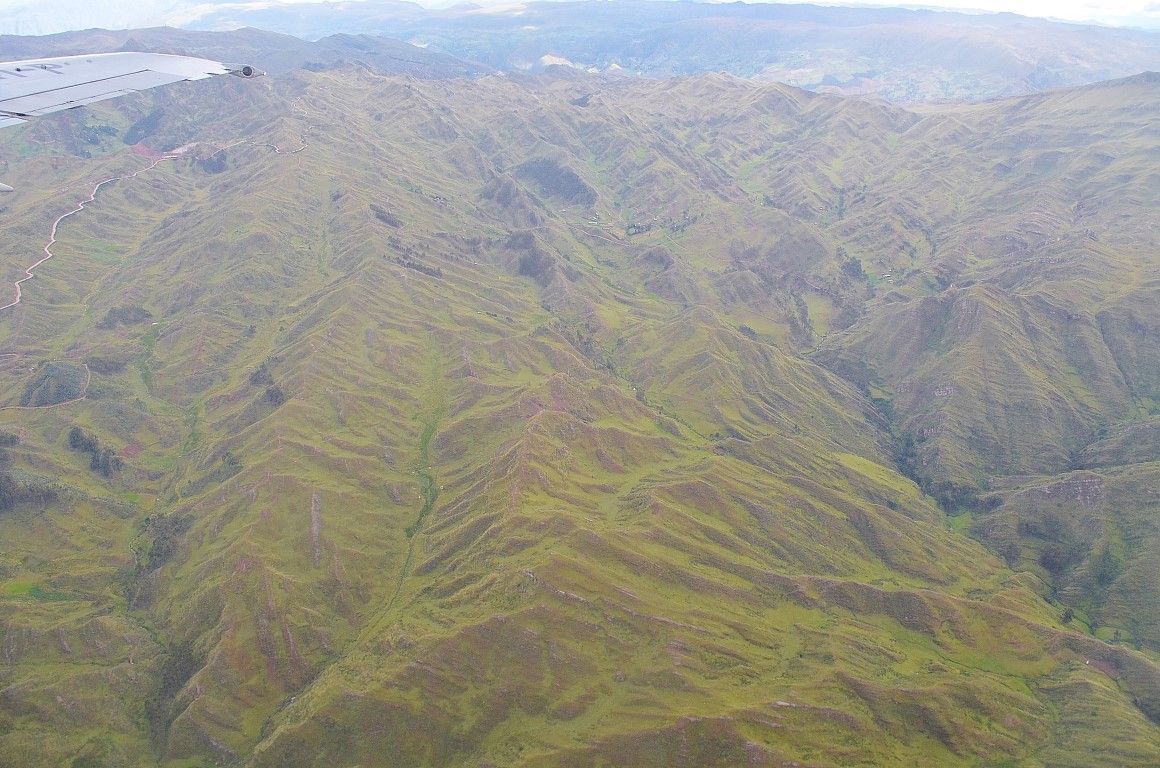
0,0 -> 1157,36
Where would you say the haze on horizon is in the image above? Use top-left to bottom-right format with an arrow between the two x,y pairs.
0,0 -> 1157,37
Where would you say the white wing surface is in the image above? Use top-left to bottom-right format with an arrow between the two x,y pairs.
0,52 -> 259,128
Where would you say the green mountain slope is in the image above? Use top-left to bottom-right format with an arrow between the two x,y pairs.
0,68 -> 1157,766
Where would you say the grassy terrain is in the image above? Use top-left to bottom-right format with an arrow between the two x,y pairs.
0,68 -> 1156,766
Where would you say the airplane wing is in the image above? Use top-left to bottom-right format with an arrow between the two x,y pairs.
0,52 -> 260,129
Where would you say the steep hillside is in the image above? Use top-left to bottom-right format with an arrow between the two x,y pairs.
0,67 -> 1157,767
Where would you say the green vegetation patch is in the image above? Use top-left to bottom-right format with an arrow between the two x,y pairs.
19,361 -> 87,407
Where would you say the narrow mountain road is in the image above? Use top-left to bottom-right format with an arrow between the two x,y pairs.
1,132 -> 308,314
0,129 -> 310,413
0,154 -> 179,312
265,140 -> 308,155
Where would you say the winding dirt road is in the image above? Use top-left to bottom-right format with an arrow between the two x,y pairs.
0,133 -> 306,314
0,132 -> 307,411
0,154 -> 185,312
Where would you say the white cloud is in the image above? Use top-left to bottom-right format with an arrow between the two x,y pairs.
0,0 -> 176,34
809,0 -> 1160,27
0,0 -> 367,34
0,0 -> 1155,35
164,2 -> 298,27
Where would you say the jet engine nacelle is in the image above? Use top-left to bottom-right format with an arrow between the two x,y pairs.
228,65 -> 263,78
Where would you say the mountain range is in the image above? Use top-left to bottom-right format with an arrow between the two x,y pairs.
0,21 -> 1158,768
184,0 -> 1160,101
4,1 -> 1160,102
